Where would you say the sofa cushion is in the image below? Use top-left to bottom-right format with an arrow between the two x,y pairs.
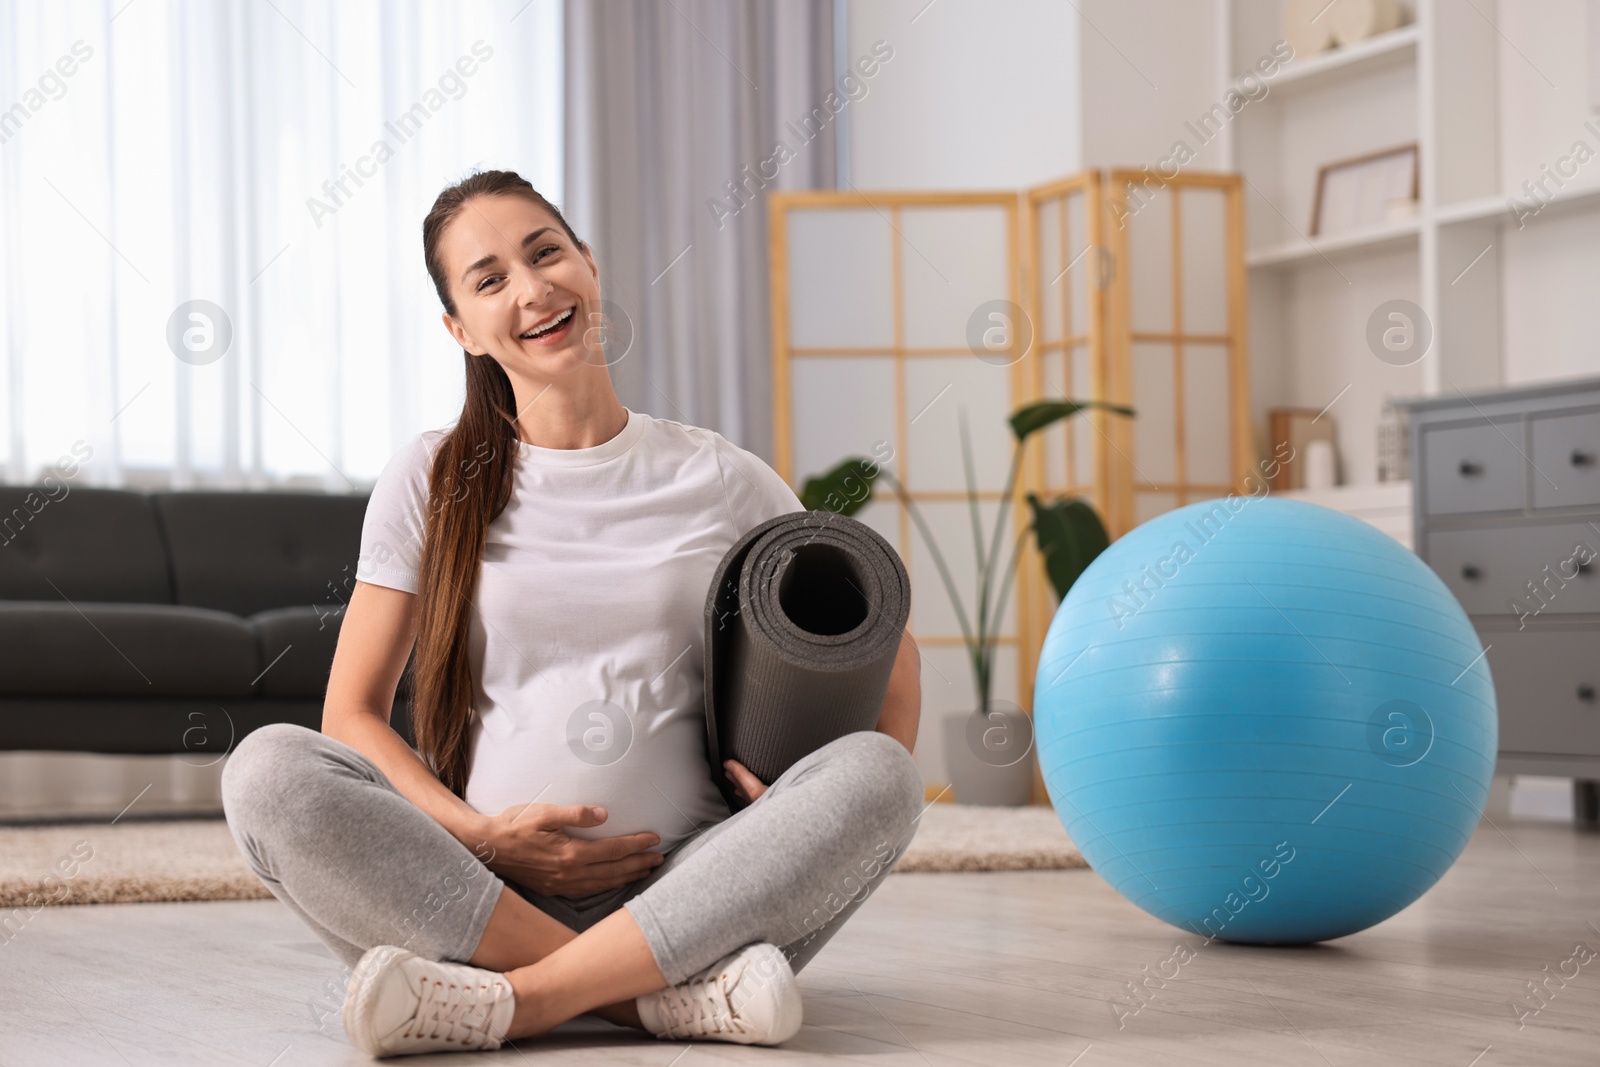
250,605 -> 343,698
0,602 -> 258,697
0,488 -> 171,604
249,605 -> 416,702
151,490 -> 368,617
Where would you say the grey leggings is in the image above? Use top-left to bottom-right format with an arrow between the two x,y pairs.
220,723 -> 924,985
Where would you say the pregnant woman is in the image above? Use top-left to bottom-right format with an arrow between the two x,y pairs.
220,169 -> 925,1058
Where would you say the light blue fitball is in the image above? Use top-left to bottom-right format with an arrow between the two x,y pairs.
1034,497 -> 1497,944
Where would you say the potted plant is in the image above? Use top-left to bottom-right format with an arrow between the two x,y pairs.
800,399 -> 1134,805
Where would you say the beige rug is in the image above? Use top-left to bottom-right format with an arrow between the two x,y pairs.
0,804 -> 1084,908
895,802 -> 1086,873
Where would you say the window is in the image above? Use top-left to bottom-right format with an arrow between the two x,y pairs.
0,0 -> 562,490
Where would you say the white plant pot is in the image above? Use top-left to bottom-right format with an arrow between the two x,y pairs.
941,711 -> 1035,806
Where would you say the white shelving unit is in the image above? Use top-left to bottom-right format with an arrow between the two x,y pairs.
1265,22 -> 1419,91
1221,0 -> 1600,492
1245,217 -> 1419,268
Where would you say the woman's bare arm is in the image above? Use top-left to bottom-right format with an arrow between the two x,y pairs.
320,581 -> 491,850
875,628 -> 921,753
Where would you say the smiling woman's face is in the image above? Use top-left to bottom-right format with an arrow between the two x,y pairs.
437,193 -> 600,369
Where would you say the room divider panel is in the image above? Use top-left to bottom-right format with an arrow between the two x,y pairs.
1017,173 -> 1107,707
768,170 -> 1250,798
769,189 -> 1032,763
1103,171 -> 1253,536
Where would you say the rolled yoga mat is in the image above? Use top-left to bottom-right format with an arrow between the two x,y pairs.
704,510 -> 911,812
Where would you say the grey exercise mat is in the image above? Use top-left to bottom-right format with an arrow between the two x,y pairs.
704,510 -> 911,812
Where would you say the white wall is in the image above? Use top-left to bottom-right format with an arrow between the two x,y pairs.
846,0 -> 1083,188
1494,0 -> 1598,199
1502,204 -> 1600,385
1077,0 -> 1227,170
1494,0 -> 1600,386
846,0 -> 1229,189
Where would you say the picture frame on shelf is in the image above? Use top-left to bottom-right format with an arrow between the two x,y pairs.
1310,143 -> 1419,237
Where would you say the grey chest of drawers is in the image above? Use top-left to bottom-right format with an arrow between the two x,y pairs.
1398,376 -> 1600,825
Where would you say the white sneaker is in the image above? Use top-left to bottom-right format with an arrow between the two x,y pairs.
342,944 -> 516,1057
635,942 -> 802,1045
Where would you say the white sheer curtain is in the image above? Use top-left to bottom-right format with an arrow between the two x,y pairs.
562,0 -> 837,465
0,0 -> 562,492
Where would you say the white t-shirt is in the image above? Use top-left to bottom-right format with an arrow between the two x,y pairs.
354,408 -> 805,852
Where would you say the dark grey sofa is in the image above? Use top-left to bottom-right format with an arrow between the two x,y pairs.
0,486 -> 414,756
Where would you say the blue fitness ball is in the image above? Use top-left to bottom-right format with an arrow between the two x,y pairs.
1034,497 -> 1497,944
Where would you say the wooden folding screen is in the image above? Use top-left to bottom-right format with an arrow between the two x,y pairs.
1018,173 -> 1108,691
1103,171 -> 1253,535
769,190 -> 1035,745
769,171 -> 1251,796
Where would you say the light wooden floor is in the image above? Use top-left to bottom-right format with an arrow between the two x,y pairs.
2,817 -> 1597,1066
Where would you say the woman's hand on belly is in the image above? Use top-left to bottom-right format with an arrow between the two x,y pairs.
475,802 -> 665,898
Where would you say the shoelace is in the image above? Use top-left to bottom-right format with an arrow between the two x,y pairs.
406,975 -> 505,1046
656,967 -> 750,1038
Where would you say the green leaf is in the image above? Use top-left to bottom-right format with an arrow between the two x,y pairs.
1008,399 -> 1135,443
799,456 -> 883,516
1027,493 -> 1111,603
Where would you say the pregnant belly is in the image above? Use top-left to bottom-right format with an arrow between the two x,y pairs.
464,721 -> 730,852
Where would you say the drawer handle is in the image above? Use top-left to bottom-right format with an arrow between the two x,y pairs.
1580,684 -> 1596,704
1461,564 -> 1482,581
1458,460 -> 1483,477
1573,449 -> 1597,468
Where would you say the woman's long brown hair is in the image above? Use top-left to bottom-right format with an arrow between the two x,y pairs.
412,170 -> 587,798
